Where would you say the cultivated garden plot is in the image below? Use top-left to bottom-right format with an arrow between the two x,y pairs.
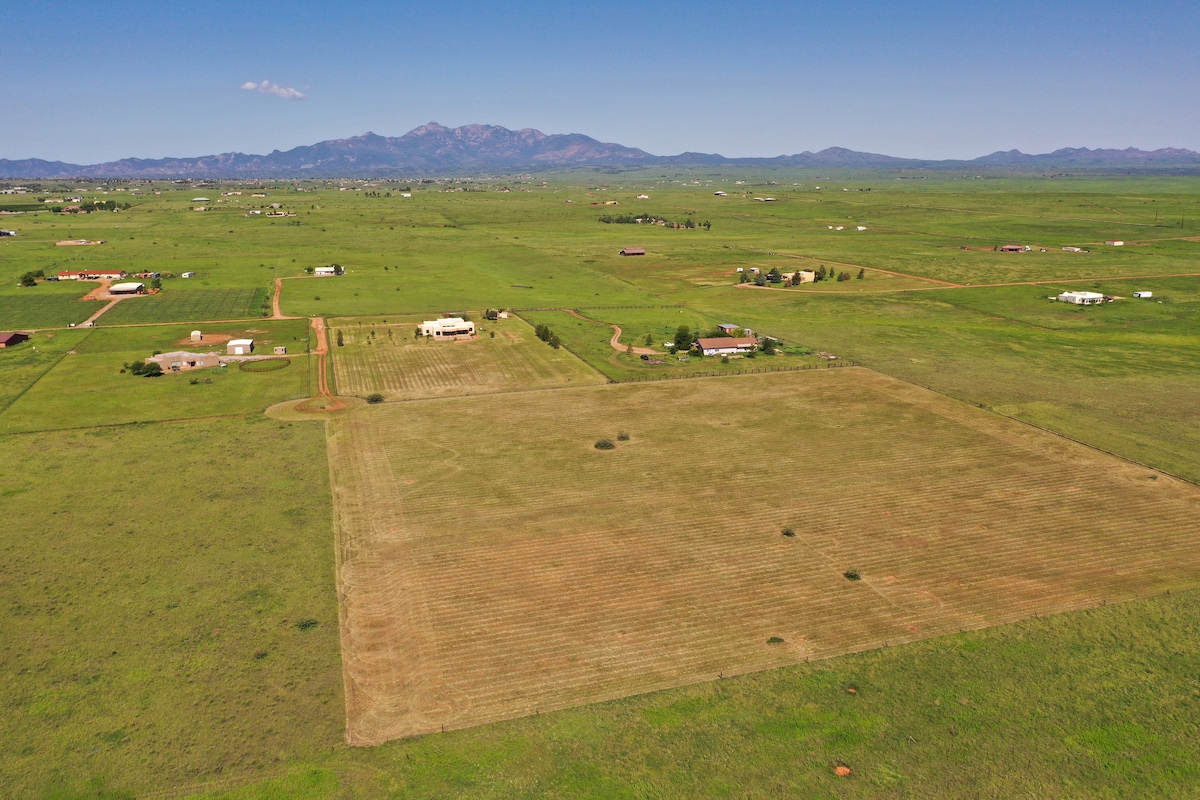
330,315 -> 605,400
326,368 -> 1200,745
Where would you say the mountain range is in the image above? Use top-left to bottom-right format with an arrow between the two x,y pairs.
2,122 -> 1199,178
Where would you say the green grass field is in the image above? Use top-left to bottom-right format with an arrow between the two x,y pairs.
1,174 -> 1199,799
0,416 -> 342,799
0,285 -> 105,328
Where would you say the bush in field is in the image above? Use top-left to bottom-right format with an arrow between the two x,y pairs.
617,431 -> 630,441
594,438 -> 616,450
843,570 -> 861,581
781,527 -> 796,538
366,393 -> 384,404
336,330 -> 344,347
767,636 -> 785,645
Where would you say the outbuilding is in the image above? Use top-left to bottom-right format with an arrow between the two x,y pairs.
1057,291 -> 1105,305
108,282 -> 145,295
190,330 -> 203,343
314,266 -> 337,276
0,332 -> 31,348
1106,240 -> 1125,246
227,338 -> 254,355
1133,291 -> 1153,299
619,247 -> 646,256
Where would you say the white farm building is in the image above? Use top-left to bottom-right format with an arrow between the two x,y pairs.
418,317 -> 476,340
1057,291 -> 1106,305
227,338 -> 254,355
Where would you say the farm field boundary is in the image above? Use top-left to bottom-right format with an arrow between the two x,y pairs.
326,368 -> 1200,745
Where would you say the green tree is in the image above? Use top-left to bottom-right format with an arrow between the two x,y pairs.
19,272 -> 37,287
766,267 -> 782,283
643,333 -> 653,347
673,324 -> 692,351
739,271 -> 749,284
336,330 -> 345,347
857,268 -> 865,279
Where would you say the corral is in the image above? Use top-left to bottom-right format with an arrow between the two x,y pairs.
327,368 -> 1200,745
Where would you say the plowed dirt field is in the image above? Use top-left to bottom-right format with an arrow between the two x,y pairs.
326,368 -> 1200,745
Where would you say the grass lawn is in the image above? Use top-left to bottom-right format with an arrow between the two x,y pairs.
325,369 -> 1200,746
0,416 -> 342,798
330,315 -> 605,400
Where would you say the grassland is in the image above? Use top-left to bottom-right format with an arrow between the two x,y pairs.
331,315 -> 604,400
2,174 -> 1199,799
180,586 -> 1200,799
0,416 -> 342,799
327,369 -> 1200,746
0,319 -> 313,432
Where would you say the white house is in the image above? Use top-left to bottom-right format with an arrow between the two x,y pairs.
1105,240 -> 1125,246
227,338 -> 254,355
314,266 -> 337,276
1133,291 -> 1153,299
181,272 -> 196,278
418,317 -> 476,340
1057,291 -> 1105,305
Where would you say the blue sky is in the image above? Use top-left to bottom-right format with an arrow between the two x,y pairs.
4,1 -> 1199,163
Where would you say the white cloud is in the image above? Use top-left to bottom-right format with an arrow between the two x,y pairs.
240,80 -> 306,100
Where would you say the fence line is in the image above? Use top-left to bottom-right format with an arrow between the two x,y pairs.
607,360 -> 860,384
511,304 -> 686,312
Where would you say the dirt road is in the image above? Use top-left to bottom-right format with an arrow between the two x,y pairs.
564,309 -> 659,355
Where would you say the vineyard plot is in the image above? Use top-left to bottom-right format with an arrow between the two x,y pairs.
330,316 -> 604,400
327,368 -> 1200,745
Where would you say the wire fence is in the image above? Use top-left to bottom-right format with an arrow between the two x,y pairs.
608,360 -> 860,384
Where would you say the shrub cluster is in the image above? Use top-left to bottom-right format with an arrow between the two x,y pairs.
123,360 -> 163,377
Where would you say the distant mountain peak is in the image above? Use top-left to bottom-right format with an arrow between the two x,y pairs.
1,125 -> 1198,178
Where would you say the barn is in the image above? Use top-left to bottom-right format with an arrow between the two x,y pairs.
0,332 -> 31,348
619,247 -> 646,256
1057,291 -> 1106,305
108,282 -> 146,295
227,338 -> 255,355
